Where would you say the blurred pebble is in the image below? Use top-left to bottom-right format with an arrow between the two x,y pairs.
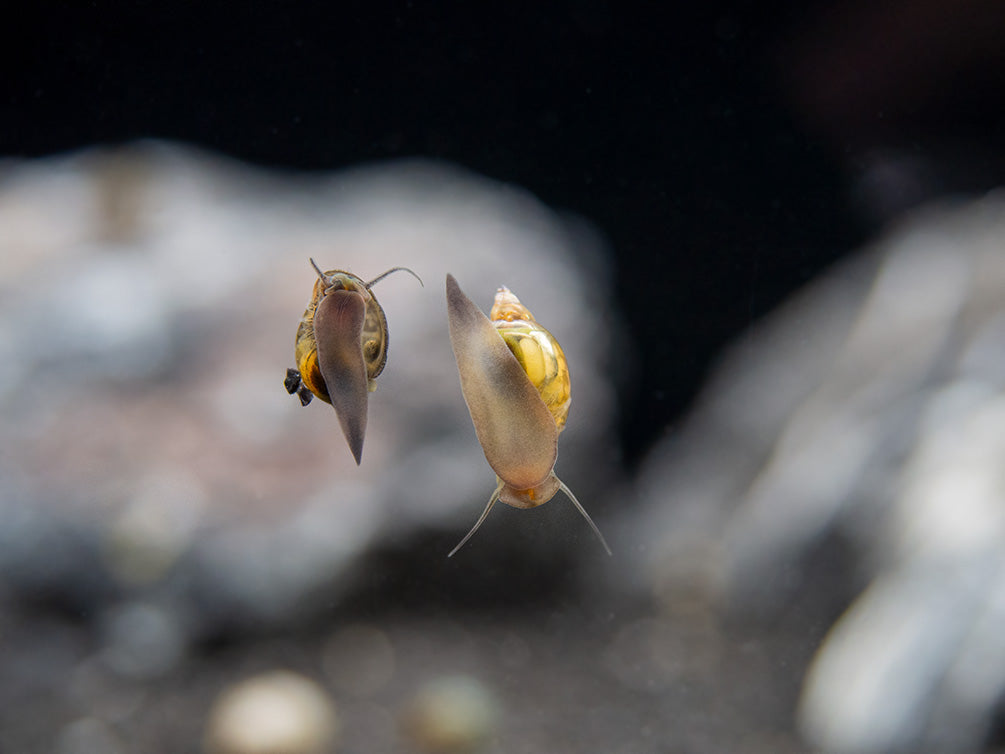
322,623 -> 395,698
204,671 -> 339,754
102,470 -> 206,585
100,601 -> 186,679
402,675 -> 499,753
56,717 -> 125,754
339,701 -> 396,754
69,657 -> 145,723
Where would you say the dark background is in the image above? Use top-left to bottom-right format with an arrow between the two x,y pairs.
5,0 -> 1005,464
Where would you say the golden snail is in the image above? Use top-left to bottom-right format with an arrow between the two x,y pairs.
285,259 -> 421,464
445,274 -> 611,557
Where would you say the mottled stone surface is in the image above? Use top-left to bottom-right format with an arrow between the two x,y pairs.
0,142 -> 620,630
0,143 -> 635,753
619,194 -> 1005,752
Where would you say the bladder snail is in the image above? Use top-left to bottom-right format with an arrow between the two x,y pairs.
444,274 -> 611,557
285,259 -> 421,464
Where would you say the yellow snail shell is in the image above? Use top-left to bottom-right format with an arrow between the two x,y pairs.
285,259 -> 421,465
445,273 -> 611,557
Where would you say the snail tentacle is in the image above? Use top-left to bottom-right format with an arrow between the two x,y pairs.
366,266 -> 424,289
448,482 -> 503,558
309,257 -> 328,283
558,480 -> 612,556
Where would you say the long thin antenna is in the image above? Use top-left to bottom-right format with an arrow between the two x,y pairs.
366,266 -> 424,289
309,257 -> 328,282
448,486 -> 501,558
558,481 -> 612,556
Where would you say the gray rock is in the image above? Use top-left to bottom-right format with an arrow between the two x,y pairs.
0,142 -> 621,637
615,194 -> 1005,752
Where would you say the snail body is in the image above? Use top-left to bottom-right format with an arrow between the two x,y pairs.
445,274 -> 610,556
285,260 -> 421,465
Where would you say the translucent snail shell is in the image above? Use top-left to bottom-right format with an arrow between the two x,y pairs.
445,274 -> 611,557
489,285 -> 571,433
284,260 -> 421,465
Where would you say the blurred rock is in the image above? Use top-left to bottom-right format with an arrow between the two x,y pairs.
336,700 -> 397,754
322,623 -> 396,698
204,671 -> 339,754
614,192 -> 1005,752
56,717 -> 125,754
102,470 -> 207,586
0,142 -> 620,636
402,674 -> 500,753
99,601 -> 186,679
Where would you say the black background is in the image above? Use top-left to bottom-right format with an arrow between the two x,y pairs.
6,1 -> 1004,463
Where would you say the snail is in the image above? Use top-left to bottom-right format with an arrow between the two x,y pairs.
445,274 -> 611,557
285,259 -> 421,464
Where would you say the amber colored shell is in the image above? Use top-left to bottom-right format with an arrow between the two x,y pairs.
489,286 -> 571,432
294,271 -> 388,403
444,274 -> 610,557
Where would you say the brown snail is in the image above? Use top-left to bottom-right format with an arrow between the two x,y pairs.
445,274 -> 611,557
285,259 -> 421,464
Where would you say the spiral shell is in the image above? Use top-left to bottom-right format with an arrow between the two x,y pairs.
445,274 -> 610,556
490,286 -> 571,432
285,260 -> 420,465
